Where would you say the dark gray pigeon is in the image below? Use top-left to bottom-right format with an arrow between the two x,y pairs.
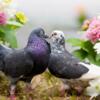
0,27 -> 51,99
47,30 -> 100,96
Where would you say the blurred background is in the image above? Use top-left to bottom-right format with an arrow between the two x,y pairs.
15,0 -> 100,47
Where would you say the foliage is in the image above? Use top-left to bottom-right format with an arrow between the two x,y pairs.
0,0 -> 27,48
67,16 -> 100,66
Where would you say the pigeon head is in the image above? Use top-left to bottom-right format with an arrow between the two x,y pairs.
27,27 -> 48,45
29,27 -> 48,39
50,30 -> 65,45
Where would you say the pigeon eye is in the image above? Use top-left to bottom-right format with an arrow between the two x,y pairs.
53,33 -> 57,36
40,31 -> 44,35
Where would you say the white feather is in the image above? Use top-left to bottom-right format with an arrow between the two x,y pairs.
50,30 -> 65,43
79,62 -> 100,80
1,44 -> 11,50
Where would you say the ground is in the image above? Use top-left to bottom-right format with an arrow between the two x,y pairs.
0,71 -> 99,100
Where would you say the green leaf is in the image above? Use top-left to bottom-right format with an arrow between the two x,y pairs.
0,26 -> 17,48
96,54 -> 100,61
67,38 -> 100,66
87,55 -> 100,66
81,41 -> 94,53
7,21 -> 23,27
67,38 -> 84,46
81,41 -> 96,61
4,31 -> 17,48
95,61 -> 100,66
73,49 -> 88,60
7,21 -> 23,29
87,55 -> 96,63
79,40 -> 97,65
0,30 -> 5,39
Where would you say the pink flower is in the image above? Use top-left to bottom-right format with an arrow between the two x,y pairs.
86,17 -> 100,43
0,12 -> 7,25
89,18 -> 100,29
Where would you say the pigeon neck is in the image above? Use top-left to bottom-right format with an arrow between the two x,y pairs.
26,35 -> 48,58
51,42 -> 65,52
53,41 -> 65,47
27,35 -> 44,47
27,34 -> 37,44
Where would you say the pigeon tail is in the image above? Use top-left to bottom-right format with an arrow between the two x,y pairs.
79,62 -> 100,80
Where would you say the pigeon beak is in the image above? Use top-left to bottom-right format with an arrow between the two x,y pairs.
44,34 -> 49,38
49,35 -> 52,39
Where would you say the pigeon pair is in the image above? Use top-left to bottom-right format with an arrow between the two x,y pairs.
0,27 -> 100,99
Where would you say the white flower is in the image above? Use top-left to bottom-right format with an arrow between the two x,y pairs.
85,78 -> 100,99
94,42 -> 100,54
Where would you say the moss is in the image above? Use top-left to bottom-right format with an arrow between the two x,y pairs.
0,71 -> 99,100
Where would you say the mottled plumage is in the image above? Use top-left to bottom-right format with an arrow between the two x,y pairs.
48,30 -> 100,98
48,46 -> 89,79
48,31 -> 89,80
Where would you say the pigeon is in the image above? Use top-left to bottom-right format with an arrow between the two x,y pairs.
0,27 -> 51,99
47,30 -> 100,97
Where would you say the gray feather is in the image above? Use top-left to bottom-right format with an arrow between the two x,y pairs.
48,42 -> 89,79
